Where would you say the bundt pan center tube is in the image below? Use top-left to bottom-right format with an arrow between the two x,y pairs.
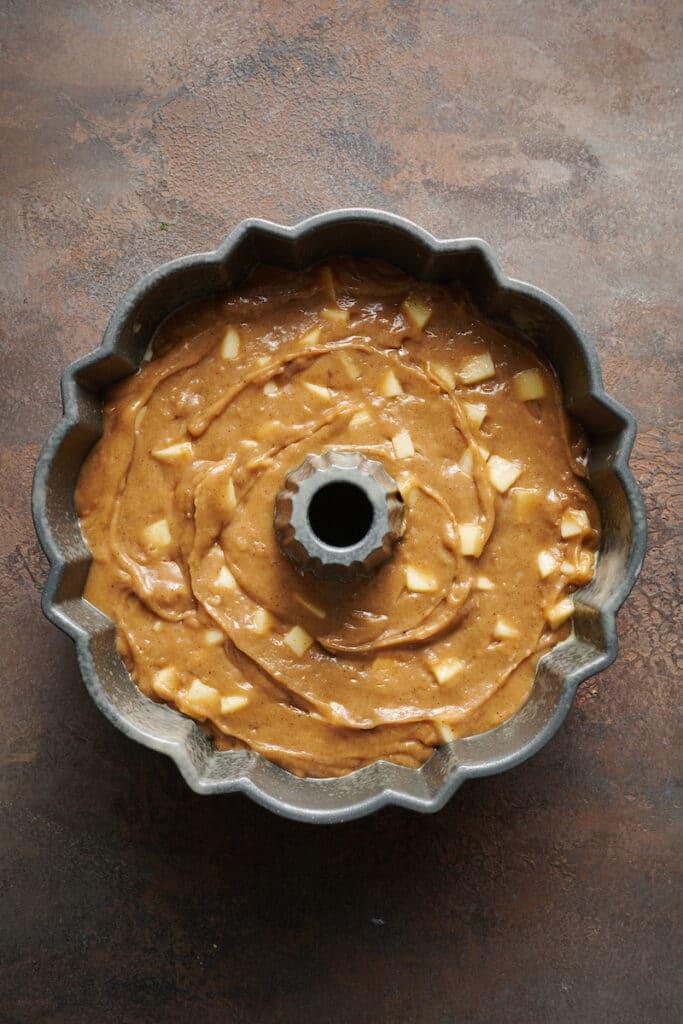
274,449 -> 405,582
31,209 -> 646,823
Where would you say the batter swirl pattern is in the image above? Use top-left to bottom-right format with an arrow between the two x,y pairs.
77,260 -> 598,777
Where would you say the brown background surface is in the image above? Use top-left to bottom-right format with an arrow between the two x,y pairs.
1,2 -> 681,1022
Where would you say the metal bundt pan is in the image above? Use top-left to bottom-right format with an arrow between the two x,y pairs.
31,210 -> 646,823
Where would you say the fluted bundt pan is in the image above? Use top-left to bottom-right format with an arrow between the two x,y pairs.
31,210 -> 646,822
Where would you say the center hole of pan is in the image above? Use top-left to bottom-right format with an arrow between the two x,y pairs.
308,481 -> 375,549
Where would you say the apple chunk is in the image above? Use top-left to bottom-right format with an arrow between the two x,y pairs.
405,565 -> 438,593
220,327 -> 240,360
487,455 -> 522,493
432,658 -> 464,683
545,597 -> 575,629
349,410 -> 371,429
284,625 -> 314,657
513,368 -> 546,401
320,306 -> 349,324
435,720 -> 456,743
338,351 -> 361,379
215,566 -> 237,591
475,575 -> 495,591
458,523 -> 484,557
252,606 -> 272,635
221,694 -> 249,714
203,629 -> 224,646
463,402 -> 487,429
144,519 -> 172,553
459,353 -> 495,384
402,294 -> 432,330
392,429 -> 415,459
560,508 -> 590,538
493,619 -> 519,640
151,441 -> 193,464
380,369 -> 403,397
152,666 -> 178,700
431,363 -> 455,390
183,679 -> 222,718
304,381 -> 334,400
537,550 -> 558,578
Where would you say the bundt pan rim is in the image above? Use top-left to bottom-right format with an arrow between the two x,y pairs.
31,209 -> 646,823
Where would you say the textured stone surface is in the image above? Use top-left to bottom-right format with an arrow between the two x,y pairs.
0,2 -> 680,1022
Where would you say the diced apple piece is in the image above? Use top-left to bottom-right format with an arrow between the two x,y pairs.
459,352 -> 495,384
220,327 -> 240,360
464,402 -> 487,429
432,658 -> 464,683
320,306 -> 349,324
397,473 -> 419,506
405,565 -> 438,593
294,593 -> 326,620
577,549 -> 595,578
380,368 -> 404,397
339,351 -> 361,379
151,441 -> 193,464
263,380 -> 278,396
459,523 -> 484,557
142,341 -> 154,363
396,473 -> 413,499
402,294 -> 433,330
545,597 -> 575,629
475,575 -> 495,591
252,606 -> 272,635
459,449 -> 474,476
510,487 -> 544,519
488,455 -> 522,493
183,678 -> 222,718
319,265 -> 336,301
493,619 -> 519,640
152,666 -> 178,700
435,719 -> 456,743
432,363 -> 455,390
371,656 -> 396,676
561,550 -> 595,583
392,429 -> 415,459
560,508 -> 590,538
349,409 -> 371,429
304,381 -> 333,400
221,694 -> 249,714
537,550 -> 558,578
477,444 -> 491,463
223,476 -> 237,512
203,629 -> 224,646
215,565 -> 237,591
298,326 -> 321,348
144,519 -> 172,553
284,625 -> 314,657
514,368 -> 546,401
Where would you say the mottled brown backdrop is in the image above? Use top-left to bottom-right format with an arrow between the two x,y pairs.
1,2 -> 681,1022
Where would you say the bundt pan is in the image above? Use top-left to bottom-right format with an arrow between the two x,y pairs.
31,210 -> 646,823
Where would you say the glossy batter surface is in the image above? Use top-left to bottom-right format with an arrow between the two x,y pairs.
76,260 -> 599,777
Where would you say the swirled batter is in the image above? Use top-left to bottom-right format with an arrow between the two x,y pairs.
77,260 -> 599,777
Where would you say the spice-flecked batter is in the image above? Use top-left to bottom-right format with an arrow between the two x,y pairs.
76,260 -> 599,777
